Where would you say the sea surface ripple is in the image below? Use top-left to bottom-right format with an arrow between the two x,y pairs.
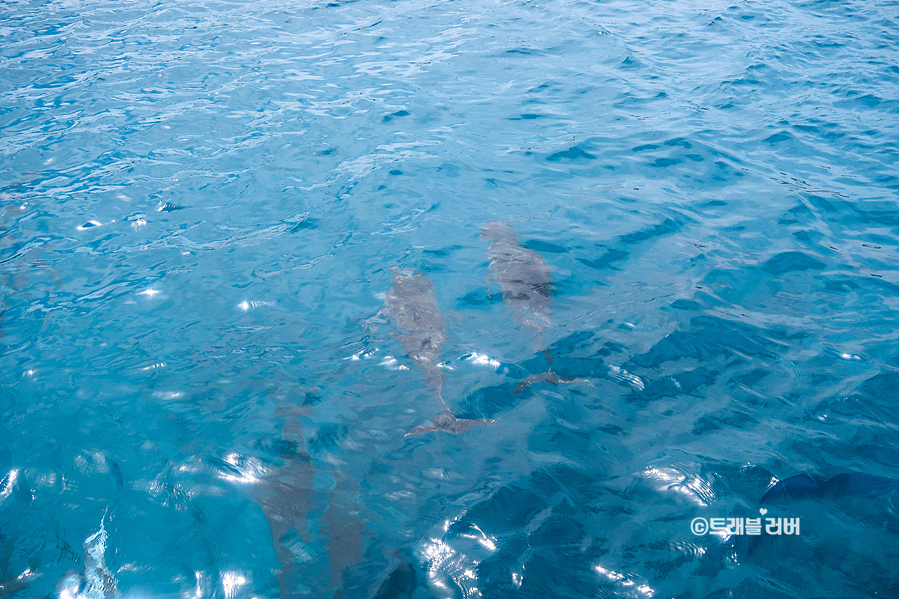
1,0 -> 898,597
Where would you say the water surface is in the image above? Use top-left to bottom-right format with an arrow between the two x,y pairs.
2,0 -> 898,597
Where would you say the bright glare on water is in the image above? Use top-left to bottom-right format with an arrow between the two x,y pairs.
1,0 -> 898,597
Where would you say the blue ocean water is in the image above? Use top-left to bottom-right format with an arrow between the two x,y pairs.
2,0 -> 899,596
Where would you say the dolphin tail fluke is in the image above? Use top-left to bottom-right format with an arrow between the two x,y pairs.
514,370 -> 593,394
405,410 -> 497,436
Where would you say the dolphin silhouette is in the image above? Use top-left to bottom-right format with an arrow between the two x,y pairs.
760,472 -> 898,503
247,409 -> 317,599
481,222 -> 588,394
384,269 -> 496,436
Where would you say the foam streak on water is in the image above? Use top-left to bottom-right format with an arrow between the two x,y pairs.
1,0 -> 898,597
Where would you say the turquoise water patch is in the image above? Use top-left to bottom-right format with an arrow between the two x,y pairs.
2,0 -> 898,597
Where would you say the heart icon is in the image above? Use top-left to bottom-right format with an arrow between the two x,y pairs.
759,508 -> 768,515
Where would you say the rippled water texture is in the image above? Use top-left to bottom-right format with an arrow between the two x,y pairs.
2,0 -> 898,597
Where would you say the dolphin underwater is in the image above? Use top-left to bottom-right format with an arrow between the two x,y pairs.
481,222 -> 587,394
251,407 -> 416,598
246,408 -> 318,599
760,472 -> 898,503
384,269 -> 496,435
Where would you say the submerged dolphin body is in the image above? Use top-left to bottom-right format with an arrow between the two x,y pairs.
760,472 -> 898,503
482,222 -> 554,342
481,222 -> 588,394
384,269 -> 496,435
252,406 -> 413,599
247,409 -> 318,599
